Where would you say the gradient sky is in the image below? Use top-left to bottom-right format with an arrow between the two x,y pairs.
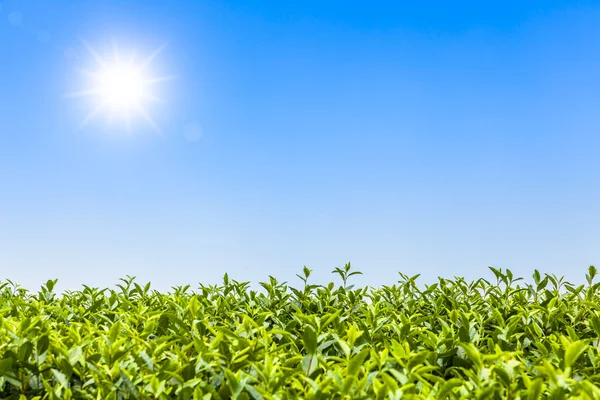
1,0 -> 600,292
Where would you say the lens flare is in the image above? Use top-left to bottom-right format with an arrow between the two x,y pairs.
67,41 -> 175,133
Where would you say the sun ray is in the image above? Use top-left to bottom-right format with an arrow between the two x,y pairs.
138,44 -> 166,72
144,75 -> 178,85
134,103 -> 161,133
128,49 -> 138,65
142,93 -> 163,103
79,102 -> 107,129
64,89 -> 102,99
80,39 -> 108,69
74,68 -> 103,80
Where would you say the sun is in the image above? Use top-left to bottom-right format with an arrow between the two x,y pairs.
68,41 -> 174,132
97,63 -> 148,110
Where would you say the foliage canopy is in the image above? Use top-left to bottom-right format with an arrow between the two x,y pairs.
1,264 -> 600,399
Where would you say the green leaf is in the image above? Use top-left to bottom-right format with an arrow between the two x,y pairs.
303,325 -> 317,354
139,350 -> 154,371
458,323 -> 471,343
18,341 -> 33,362
528,378 -> 545,400
225,369 -> 244,399
493,367 -> 511,387
348,347 -> 370,376
564,340 -> 588,370
51,369 -> 67,387
303,266 -> 312,279
120,369 -> 139,398
590,314 -> 600,336
437,378 -> 464,398
0,357 -> 14,374
406,351 -> 429,372
533,270 -> 541,284
108,320 -> 121,344
245,385 -> 265,400
321,310 -> 342,330
459,343 -> 483,371
537,276 -> 549,291
302,354 -> 318,376
37,335 -> 50,356
587,266 -> 598,285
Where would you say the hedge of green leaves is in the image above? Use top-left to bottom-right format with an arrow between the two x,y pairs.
2,264 -> 600,399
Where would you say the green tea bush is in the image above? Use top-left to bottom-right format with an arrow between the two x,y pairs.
1,264 -> 600,399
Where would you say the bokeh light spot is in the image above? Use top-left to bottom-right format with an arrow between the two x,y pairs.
8,12 -> 22,26
183,122 -> 203,142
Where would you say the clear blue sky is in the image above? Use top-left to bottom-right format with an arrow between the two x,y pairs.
1,0 -> 600,291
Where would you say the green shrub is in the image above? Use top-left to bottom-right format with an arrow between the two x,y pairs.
1,264 -> 600,399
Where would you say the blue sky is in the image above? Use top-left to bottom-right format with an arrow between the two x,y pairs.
1,0 -> 600,291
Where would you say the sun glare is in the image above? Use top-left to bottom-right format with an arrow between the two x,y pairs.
68,41 -> 174,132
98,64 -> 147,110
